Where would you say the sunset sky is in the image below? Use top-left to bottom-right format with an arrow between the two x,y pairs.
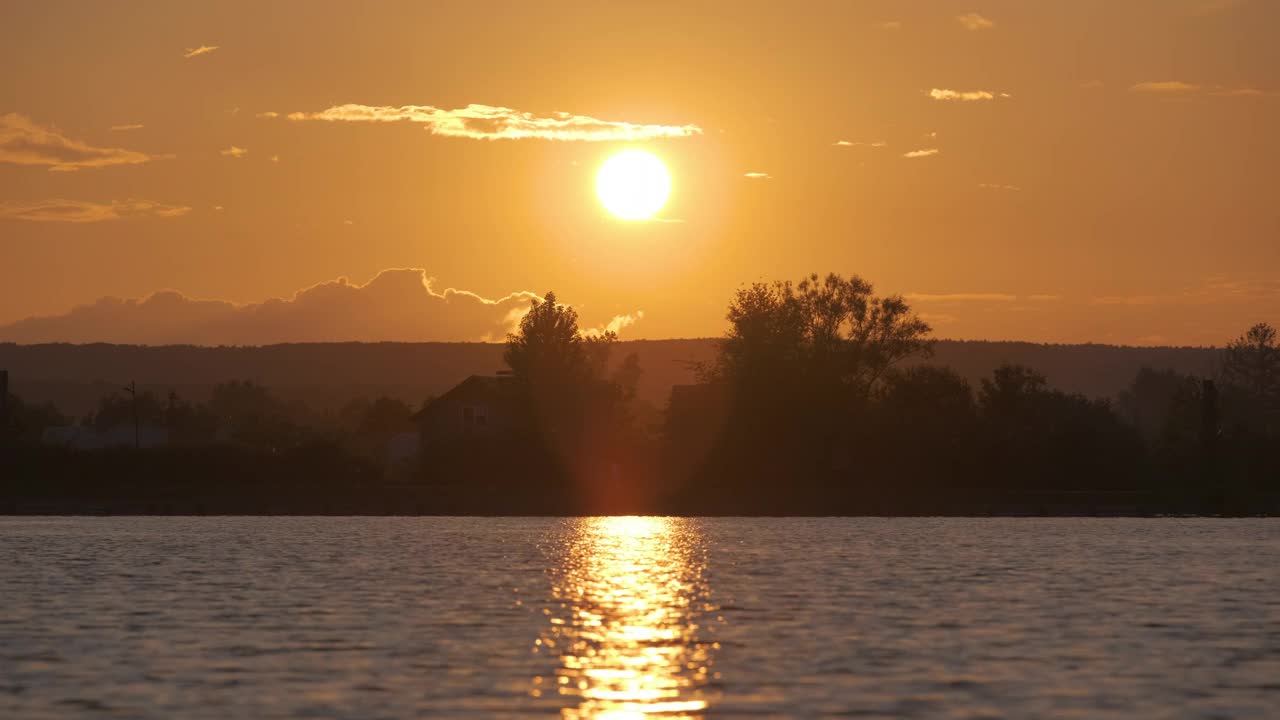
2,0 -> 1277,346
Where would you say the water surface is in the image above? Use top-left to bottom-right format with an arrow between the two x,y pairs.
1,517 -> 1277,718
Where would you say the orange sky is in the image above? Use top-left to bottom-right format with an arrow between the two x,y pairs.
2,0 -> 1277,346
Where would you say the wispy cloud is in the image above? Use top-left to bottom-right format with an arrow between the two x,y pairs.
744,172 -> 772,179
877,20 -> 902,30
109,123 -> 144,132
1128,81 -> 1272,99
929,88 -> 1010,102
1208,87 -> 1269,97
278,103 -> 702,142
834,139 -> 886,148
1093,277 -> 1280,306
1130,80 -> 1200,93
586,311 -> 645,337
978,183 -> 1021,191
256,111 -> 279,119
907,292 -> 1017,303
1,113 -> 156,172
183,45 -> 219,59
220,146 -> 247,158
0,199 -> 191,223
956,12 -> 995,30
903,148 -> 939,159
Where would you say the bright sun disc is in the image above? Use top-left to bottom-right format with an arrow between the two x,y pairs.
596,149 -> 671,220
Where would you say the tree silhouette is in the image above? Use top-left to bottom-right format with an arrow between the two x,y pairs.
504,292 -> 616,386
1222,322 -> 1278,409
707,273 -> 932,397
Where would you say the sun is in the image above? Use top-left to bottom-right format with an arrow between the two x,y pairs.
596,149 -> 671,221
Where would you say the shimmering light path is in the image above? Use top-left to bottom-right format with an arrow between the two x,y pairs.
537,517 -> 717,718
2,517 -> 1278,718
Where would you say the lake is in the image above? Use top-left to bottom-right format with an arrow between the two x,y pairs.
1,517 -> 1277,718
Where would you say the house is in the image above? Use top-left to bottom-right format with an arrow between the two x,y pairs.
414,374 -> 518,444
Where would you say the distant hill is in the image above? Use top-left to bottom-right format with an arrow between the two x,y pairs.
0,340 -> 1219,418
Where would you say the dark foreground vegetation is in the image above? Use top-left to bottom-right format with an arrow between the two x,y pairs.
3,274 -> 1278,516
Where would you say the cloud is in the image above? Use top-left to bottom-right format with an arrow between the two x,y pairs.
0,199 -> 191,223
220,146 -> 247,158
907,293 -> 1017,303
878,20 -> 902,30
956,13 -> 995,30
834,140 -> 886,148
0,113 -> 156,171
929,88 -> 1010,101
1092,277 -> 1280,307
978,183 -> 1021,191
743,172 -> 772,179
586,311 -> 645,337
902,148 -> 939,159
0,269 -> 577,344
1129,80 -> 1200,93
1130,81 -> 1273,99
110,123 -> 144,132
278,103 -> 702,142
183,45 -> 219,59
1208,87 -> 1269,97
256,111 -> 280,119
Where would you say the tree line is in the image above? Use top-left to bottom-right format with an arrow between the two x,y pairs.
2,272 -> 1277,514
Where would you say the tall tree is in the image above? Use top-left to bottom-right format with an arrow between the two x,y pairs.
1222,323 -> 1279,405
708,272 -> 932,397
504,292 -> 615,387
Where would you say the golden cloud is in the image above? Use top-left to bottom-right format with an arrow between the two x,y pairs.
183,45 -> 219,59
1129,81 -> 1200,93
586,311 -> 646,338
903,148 -> 939,159
0,113 -> 155,171
907,293 -> 1017,302
956,13 -> 995,30
0,199 -> 192,223
929,88 -> 1010,101
279,103 -> 702,141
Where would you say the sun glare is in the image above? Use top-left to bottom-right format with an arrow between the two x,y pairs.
596,149 -> 671,221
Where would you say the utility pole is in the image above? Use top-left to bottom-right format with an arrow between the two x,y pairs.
124,380 -> 139,449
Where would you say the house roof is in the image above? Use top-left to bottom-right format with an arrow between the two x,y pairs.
412,374 -> 515,422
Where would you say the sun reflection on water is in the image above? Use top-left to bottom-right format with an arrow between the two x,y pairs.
535,517 -> 719,719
